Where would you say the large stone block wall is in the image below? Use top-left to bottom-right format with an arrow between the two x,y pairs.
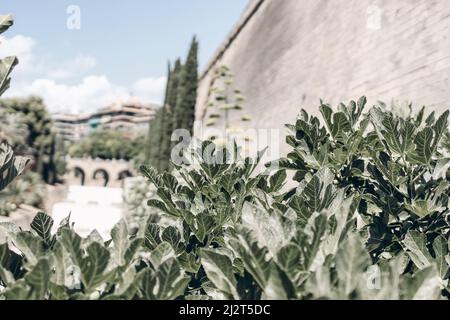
196,0 -> 450,157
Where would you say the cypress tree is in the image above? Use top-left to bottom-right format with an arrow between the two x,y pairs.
167,58 -> 182,111
172,37 -> 198,135
154,62 -> 172,171
144,111 -> 154,163
148,110 -> 163,168
159,58 -> 182,171
143,36 -> 198,172
144,63 -> 172,166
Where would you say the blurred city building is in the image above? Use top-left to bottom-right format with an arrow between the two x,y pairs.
53,97 -> 157,142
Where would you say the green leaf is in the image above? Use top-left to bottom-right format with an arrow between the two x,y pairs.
403,231 -> 433,269
320,104 -> 351,141
11,232 -> 46,268
432,158 -> 450,180
0,242 -> 9,267
144,223 -> 162,250
149,242 -> 175,269
301,212 -> 328,270
30,212 -> 54,247
432,235 -> 448,279
241,202 -> 295,256
0,143 -> 29,191
297,168 -> 337,218
269,169 -> 286,193
110,219 -> 129,266
140,258 -> 189,300
432,110 -> 449,150
335,234 -> 371,296
193,212 -> 215,243
199,248 -> 239,299
104,266 -> 144,300
357,96 -> 367,110
156,188 -> 179,217
124,238 -> 143,265
140,165 -> 162,187
50,241 -> 72,287
409,127 -> 434,165
4,280 -> 30,300
400,266 -> 441,300
0,56 -> 18,96
48,283 -> 69,300
59,228 -> 83,266
276,244 -> 309,289
0,243 -> 15,286
229,228 -> 271,290
161,226 -> 181,252
147,199 -> 170,215
0,15 -> 13,34
80,242 -> 111,293
263,264 -> 290,300
178,252 -> 201,274
24,258 -> 50,300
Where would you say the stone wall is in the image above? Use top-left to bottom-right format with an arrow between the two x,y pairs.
196,0 -> 450,157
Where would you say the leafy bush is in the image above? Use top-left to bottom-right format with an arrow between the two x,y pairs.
69,129 -> 145,161
0,171 -> 46,217
2,98 -> 449,300
0,14 -> 448,297
0,96 -> 65,184
0,213 -> 188,299
273,98 -> 450,263
0,15 -> 28,194
1,11 -> 449,301
122,176 -> 160,229
0,143 -> 29,193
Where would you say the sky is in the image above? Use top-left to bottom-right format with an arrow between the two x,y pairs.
0,0 -> 249,114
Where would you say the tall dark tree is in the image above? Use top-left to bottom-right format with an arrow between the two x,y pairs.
145,109 -> 162,167
172,37 -> 198,135
166,58 -> 182,111
158,58 -> 182,171
144,63 -> 172,165
143,37 -> 198,172
0,96 -> 63,184
155,62 -> 174,171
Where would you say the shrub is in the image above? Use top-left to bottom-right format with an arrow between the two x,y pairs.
0,171 -> 46,216
273,98 -> 450,265
122,176 -> 160,230
0,14 -> 28,194
2,98 -> 450,300
0,96 -> 65,184
68,129 -> 145,161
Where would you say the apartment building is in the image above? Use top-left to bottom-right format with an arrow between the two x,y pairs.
53,98 -> 157,142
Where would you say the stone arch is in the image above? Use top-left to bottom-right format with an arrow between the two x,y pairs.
73,166 -> 85,186
117,170 -> 133,187
65,157 -> 135,187
118,170 -> 133,180
92,168 -> 110,187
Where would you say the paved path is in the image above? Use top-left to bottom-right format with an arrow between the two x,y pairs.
51,185 -> 123,239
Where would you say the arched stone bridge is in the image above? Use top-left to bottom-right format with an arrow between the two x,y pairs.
65,157 -> 135,188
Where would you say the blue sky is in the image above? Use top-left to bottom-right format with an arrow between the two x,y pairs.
0,1 -> 248,113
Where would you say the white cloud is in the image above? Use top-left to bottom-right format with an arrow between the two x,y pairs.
132,76 -> 167,102
0,34 -> 166,113
6,75 -> 166,114
47,55 -> 97,80
0,35 -> 37,75
0,35 -> 97,79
